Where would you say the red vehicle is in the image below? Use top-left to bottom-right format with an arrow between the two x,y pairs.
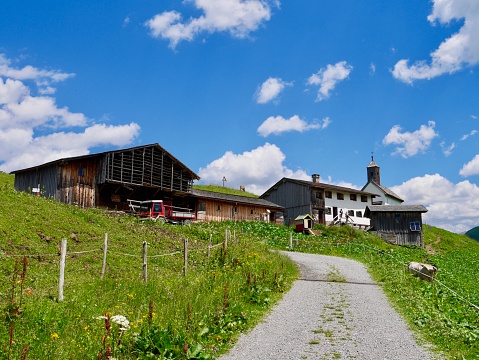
128,199 -> 196,224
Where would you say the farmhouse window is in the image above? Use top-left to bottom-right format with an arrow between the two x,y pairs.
410,221 -> 421,231
234,207 -> 237,213
347,210 -> 354,216
337,193 -> 344,200
350,194 -> 357,201
315,192 -> 323,199
78,167 -> 84,176
326,207 -> 331,215
325,191 -> 332,199
356,211 -> 362,217
217,205 -> 221,211
251,209 -> 254,214
361,195 -> 368,202
198,202 -> 206,211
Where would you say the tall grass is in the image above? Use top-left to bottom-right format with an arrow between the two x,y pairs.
0,173 -> 298,359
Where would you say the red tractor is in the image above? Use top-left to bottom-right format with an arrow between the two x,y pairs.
128,199 -> 196,224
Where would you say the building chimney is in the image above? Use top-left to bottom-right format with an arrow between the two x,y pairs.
239,185 -> 245,192
312,174 -> 320,183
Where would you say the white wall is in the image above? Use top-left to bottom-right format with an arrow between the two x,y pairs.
323,190 -> 371,226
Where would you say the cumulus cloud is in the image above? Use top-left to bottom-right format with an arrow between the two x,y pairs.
392,0 -> 479,83
391,174 -> 479,233
197,143 -> 310,194
382,121 -> 439,158
145,0 -> 275,48
255,77 -> 292,104
0,54 -> 74,94
257,115 -> 329,137
307,61 -> 353,101
459,154 -> 479,176
0,54 -> 140,173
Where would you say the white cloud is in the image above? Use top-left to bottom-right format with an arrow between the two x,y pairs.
145,0 -> 274,48
257,114 -> 328,137
0,54 -> 140,173
382,121 -> 439,158
197,143 -> 309,194
392,0 -> 479,83
461,129 -> 477,140
255,77 -> 292,104
0,54 -> 74,93
471,114 -> 478,119
370,62 -> 376,74
440,141 -> 455,156
459,154 -> 479,176
307,61 -> 353,101
391,174 -> 479,233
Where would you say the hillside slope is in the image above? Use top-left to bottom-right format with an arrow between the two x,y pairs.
465,226 -> 479,242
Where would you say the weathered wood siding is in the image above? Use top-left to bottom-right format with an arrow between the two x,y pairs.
101,146 -> 193,193
198,199 -> 272,222
262,181 -> 312,225
57,158 -> 99,207
370,211 -> 424,246
13,165 -> 59,198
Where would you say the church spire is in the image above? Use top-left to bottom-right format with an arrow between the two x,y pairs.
367,154 -> 380,184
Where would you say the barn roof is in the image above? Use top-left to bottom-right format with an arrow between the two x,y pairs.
261,177 -> 377,197
191,189 -> 284,210
11,143 -> 200,180
365,205 -> 428,216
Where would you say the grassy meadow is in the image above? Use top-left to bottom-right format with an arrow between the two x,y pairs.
2,171 -> 479,359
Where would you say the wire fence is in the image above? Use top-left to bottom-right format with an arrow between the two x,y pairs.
3,229 -> 237,302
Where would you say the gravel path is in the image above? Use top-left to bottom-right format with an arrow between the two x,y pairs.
219,251 -> 440,360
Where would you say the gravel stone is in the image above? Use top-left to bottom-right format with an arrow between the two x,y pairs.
219,251 -> 441,360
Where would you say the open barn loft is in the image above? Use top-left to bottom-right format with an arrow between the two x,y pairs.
11,144 -> 200,210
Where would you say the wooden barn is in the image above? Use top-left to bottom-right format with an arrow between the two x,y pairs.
365,205 -> 428,247
191,189 -> 284,223
11,144 -> 200,210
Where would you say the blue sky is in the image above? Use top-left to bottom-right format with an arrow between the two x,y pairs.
1,0 -> 478,233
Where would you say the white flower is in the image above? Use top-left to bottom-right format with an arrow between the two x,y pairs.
111,315 -> 130,331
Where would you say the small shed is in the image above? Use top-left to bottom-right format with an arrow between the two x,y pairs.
294,214 -> 314,233
365,205 -> 428,247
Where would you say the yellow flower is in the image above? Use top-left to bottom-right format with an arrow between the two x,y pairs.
50,333 -> 59,340
127,293 -> 134,298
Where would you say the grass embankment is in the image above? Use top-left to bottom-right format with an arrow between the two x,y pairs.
0,172 -> 297,359
242,221 -> 479,359
193,185 -> 258,198
2,171 -> 479,359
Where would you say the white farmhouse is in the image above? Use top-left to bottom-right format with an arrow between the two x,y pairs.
260,174 -> 376,228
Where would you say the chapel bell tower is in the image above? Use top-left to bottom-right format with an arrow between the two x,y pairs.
367,155 -> 380,185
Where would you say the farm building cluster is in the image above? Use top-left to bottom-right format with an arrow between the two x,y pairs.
11,143 -> 427,246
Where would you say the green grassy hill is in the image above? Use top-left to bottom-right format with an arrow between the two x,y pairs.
2,171 -> 479,359
465,226 -> 479,242
193,184 -> 259,198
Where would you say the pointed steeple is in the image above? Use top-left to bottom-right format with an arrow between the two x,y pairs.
367,154 -> 380,185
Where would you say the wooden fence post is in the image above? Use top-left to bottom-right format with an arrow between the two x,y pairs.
207,234 -> 212,258
289,232 -> 293,248
101,233 -> 108,280
183,238 -> 188,276
58,238 -> 67,301
223,230 -> 228,259
142,241 -> 148,284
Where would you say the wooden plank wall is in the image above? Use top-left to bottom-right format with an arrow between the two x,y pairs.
57,159 -> 99,208
198,199 -> 271,222
371,211 -> 424,246
102,146 -> 193,193
14,165 -> 58,198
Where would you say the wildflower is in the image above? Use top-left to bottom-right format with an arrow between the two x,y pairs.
50,333 -> 59,340
111,315 -> 130,331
